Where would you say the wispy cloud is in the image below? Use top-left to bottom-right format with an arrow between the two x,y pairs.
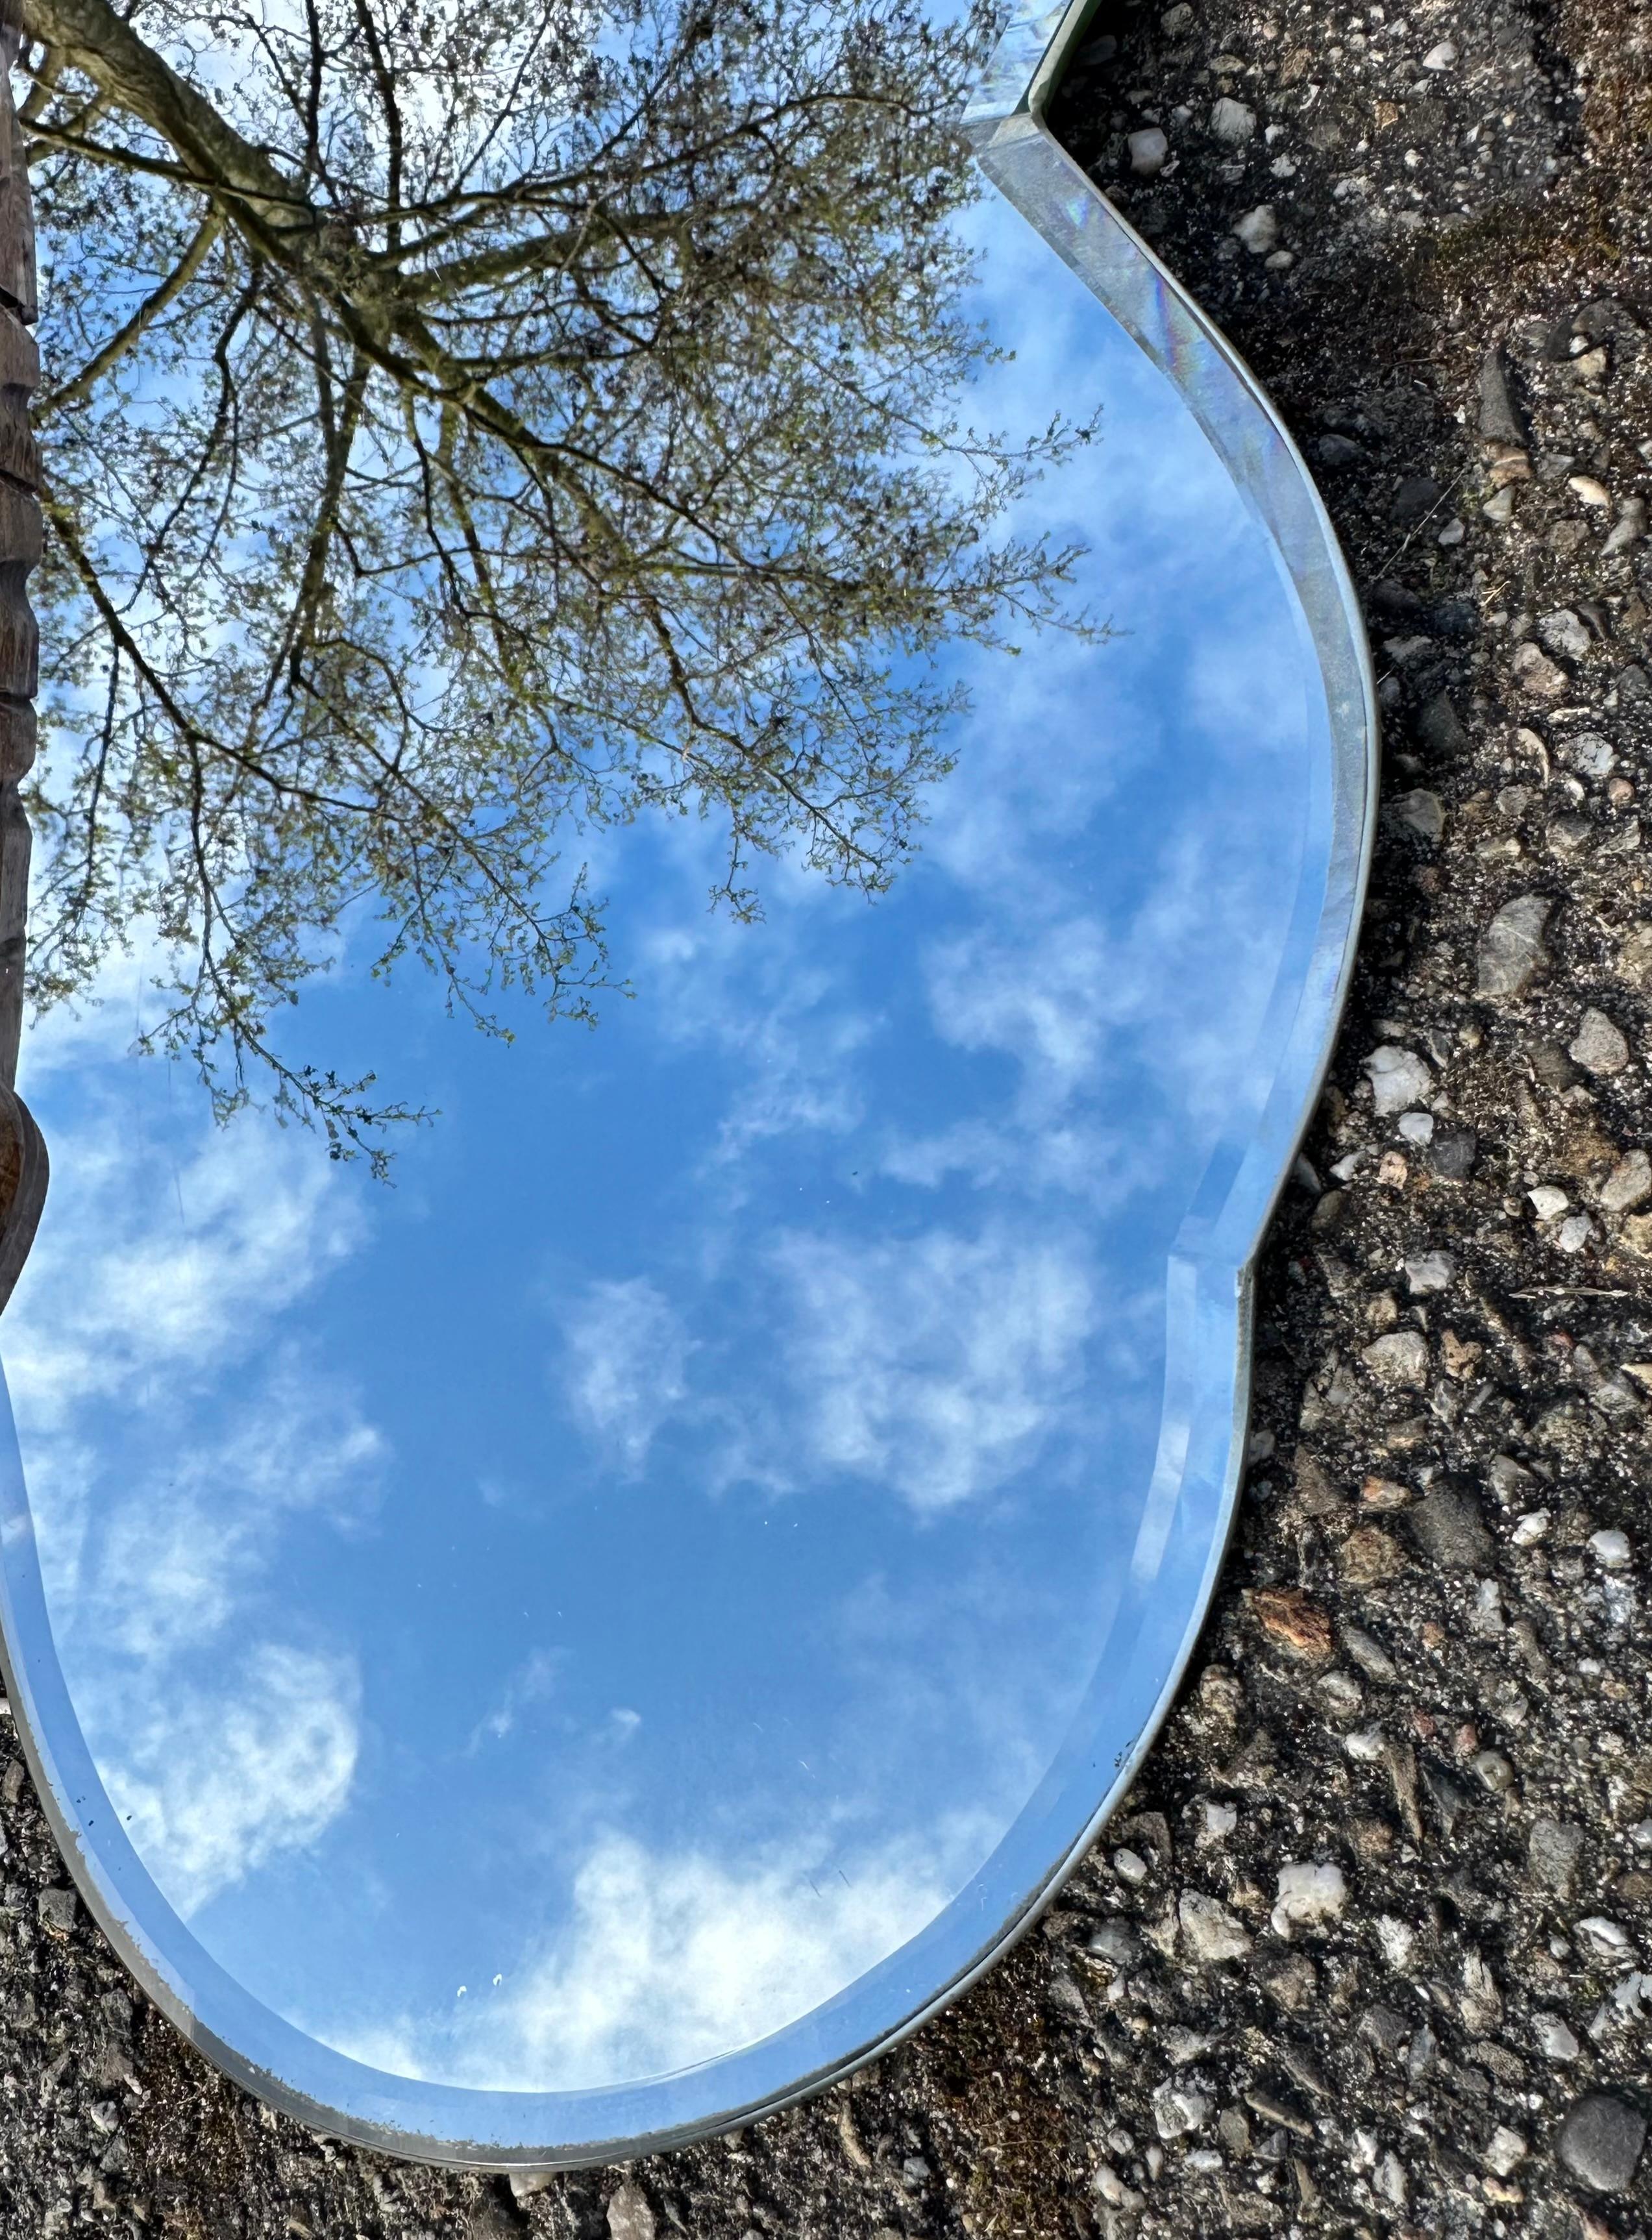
557,1277 -> 694,1479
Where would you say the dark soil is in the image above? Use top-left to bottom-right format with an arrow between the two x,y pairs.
6,0 -> 1652,2233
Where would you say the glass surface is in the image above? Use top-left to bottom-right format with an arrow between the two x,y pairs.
0,0 -> 1371,2163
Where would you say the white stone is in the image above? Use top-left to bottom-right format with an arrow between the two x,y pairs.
1512,1508 -> 1551,1545
1591,1529 -> 1633,1569
1152,2079 -> 1211,2140
1128,127 -> 1170,177
1178,1890 -> 1252,1963
1364,1044 -> 1434,1115
1209,96 -> 1256,144
1271,1860 -> 1347,1937
1485,2127 -> 1527,2178
1422,36 -> 1457,67
1233,204 -> 1279,254
1528,1184 -> 1570,1222
1534,2012 -> 1580,2061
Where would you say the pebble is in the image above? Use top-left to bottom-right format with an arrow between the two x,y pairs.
1128,126 -> 1169,176
1422,36 -> 1457,66
1363,1045 -> 1435,1117
1529,1815 -> 1584,1897
1557,2092 -> 1648,2194
1392,787 -> 1445,842
1151,2080 -> 1211,2140
1590,1528 -> 1632,1568
1477,892 -> 1552,996
1569,1006 -> 1631,1076
1178,1890 -> 1252,1963
1540,607 -> 1592,659
1113,1847 -> 1149,1884
1599,1149 -> 1652,1212
1535,2012 -> 1581,2062
1232,204 -> 1277,254
1514,640 -> 1569,696
1484,2126 -> 1527,2178
1403,1250 -> 1455,1292
1271,1861 -> 1347,1937
1209,96 -> 1256,144
1361,1331 -> 1428,1387
604,2190 -> 656,2240
1512,1507 -> 1552,1545
1577,1916 -> 1634,1962
1568,474 -> 1612,509
35,1889 -> 75,1939
1529,1183 -> 1570,1222
1405,1486 -> 1494,1569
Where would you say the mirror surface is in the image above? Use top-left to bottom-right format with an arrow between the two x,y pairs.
0,3 -> 1366,2161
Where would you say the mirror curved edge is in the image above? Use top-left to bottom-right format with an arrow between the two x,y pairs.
0,0 -> 1378,2172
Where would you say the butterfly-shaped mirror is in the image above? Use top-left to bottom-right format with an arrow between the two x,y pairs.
0,0 -> 1373,2169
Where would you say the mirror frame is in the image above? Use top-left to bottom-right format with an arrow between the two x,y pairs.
0,0 -> 1376,2172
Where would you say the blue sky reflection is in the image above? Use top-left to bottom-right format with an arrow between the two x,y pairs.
1,180 -> 1316,2091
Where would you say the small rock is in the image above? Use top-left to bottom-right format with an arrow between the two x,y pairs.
1472,1749 -> 1514,1792
1233,204 -> 1278,254
1535,2012 -> 1581,2061
1557,2093 -> 1647,2194
1342,1623 -> 1398,1682
606,2185 -> 655,2240
1570,1007 -> 1631,1076
1590,1528 -> 1632,1568
1605,496 -> 1648,556
1362,1331 -> 1429,1386
1529,1815 -> 1584,1898
1569,475 -> 1612,509
1616,923 -> 1652,989
1318,432 -> 1365,467
1128,127 -> 1169,176
1403,1251 -> 1456,1293
1428,1122 -> 1477,1179
1391,475 -> 1443,528
1477,892 -> 1552,996
1209,96 -> 1256,144
508,2173 -> 556,2203
1540,608 -> 1592,661
1152,2079 -> 1212,2140
1160,3 -> 1193,31
1600,1150 -> 1652,1213
1342,1525 -> 1406,1584
1477,348 -> 1525,445
1485,2126 -> 1527,2178
1530,1183 -> 1571,1222
1407,1487 -> 1494,1569
1113,1847 -> 1149,1884
1422,36 -> 1457,66
1089,1919 -> 1142,1966
1514,641 -> 1568,696
1251,1585 -> 1333,1660
1364,1044 -> 1433,1114
1577,1916 -> 1634,1962
36,1888 -> 75,1939
1512,1507 -> 1552,1545
1271,1861 -> 1347,1938
1178,1890 -> 1252,1963
1392,788 -> 1445,843
1415,692 -> 1470,757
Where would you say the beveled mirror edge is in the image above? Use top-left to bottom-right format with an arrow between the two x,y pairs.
0,0 -> 1379,2173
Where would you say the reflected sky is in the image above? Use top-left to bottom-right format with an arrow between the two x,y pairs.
1,178 -> 1316,2092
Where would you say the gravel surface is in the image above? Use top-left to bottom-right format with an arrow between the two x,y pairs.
6,0 -> 1652,2233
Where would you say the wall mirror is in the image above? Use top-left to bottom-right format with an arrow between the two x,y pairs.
0,0 -> 1374,2170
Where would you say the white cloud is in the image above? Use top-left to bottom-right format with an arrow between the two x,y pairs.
769,1222 -> 1095,1511
324,1817 -> 984,2091
557,1276 -> 693,1478
96,1643 -> 360,1920
3,990 -> 380,1912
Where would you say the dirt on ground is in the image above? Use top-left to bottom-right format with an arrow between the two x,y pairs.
3,0 -> 1652,2233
